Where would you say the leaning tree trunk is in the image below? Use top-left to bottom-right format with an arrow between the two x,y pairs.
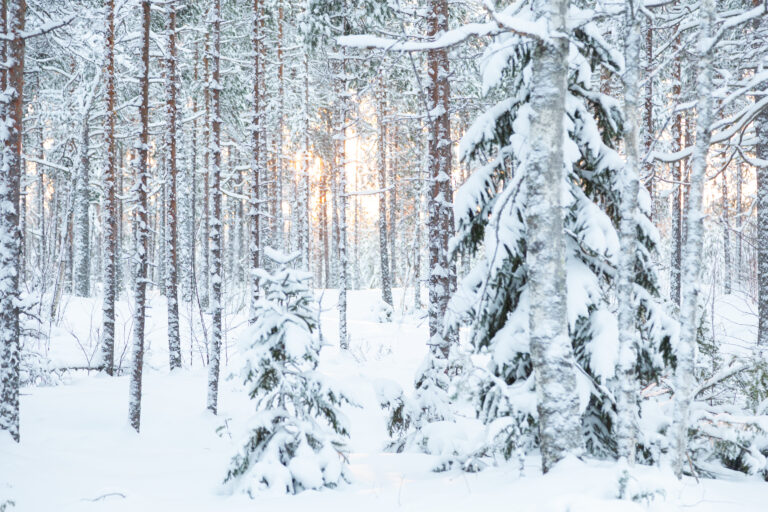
129,0 -> 151,433
165,4 -> 181,370
207,0 -> 224,414
674,0 -> 715,478
0,0 -> 24,443
100,0 -> 118,375
525,0 -> 583,474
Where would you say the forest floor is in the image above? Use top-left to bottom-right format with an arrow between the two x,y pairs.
0,288 -> 765,511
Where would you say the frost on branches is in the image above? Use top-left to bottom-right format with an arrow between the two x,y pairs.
224,249 -> 351,495
446,3 -> 675,468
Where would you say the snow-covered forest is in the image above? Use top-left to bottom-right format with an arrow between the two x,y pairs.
1,0 -> 768,510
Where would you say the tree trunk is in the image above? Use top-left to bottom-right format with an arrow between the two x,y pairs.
525,0 -> 583,473
426,0 -> 456,358
756,106 -> 768,345
207,0 -> 224,414
722,170 -> 732,295
248,0 -> 261,324
615,1 -> 642,463
335,53 -> 349,349
674,0 -> 715,478
129,0 -> 151,433
377,76 -> 393,308
0,0 -> 24,442
165,4 -> 181,369
201,32 -> 211,310
73,114 -> 91,297
100,0 -> 118,375
669,30 -> 683,306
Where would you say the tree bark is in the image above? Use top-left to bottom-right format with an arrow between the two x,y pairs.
100,0 -> 118,375
426,0 -> 456,356
377,76 -> 393,308
674,0 -> 715,478
165,3 -> 181,369
129,0 -> 151,433
248,0 -> 261,324
207,0 -> 224,414
615,0 -> 642,463
525,0 -> 583,473
0,0 -> 24,442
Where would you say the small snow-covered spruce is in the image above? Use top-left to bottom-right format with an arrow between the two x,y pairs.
224,249 -> 352,495
445,2 -> 676,467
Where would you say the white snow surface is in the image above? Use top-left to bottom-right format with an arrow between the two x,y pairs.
1,289 -> 766,511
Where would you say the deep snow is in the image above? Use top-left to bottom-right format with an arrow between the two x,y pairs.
1,288 -> 766,511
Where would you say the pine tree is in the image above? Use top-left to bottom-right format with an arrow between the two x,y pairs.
128,0 -> 152,433
224,249 -> 351,495
100,0 -> 118,376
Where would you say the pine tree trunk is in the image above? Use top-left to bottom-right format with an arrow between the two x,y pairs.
100,0 -> 118,375
0,0 -> 24,442
737,160 -> 743,285
248,0 -> 261,324
670,31 -> 683,306
207,0 -> 224,414
300,52 -> 310,270
525,0 -> 583,473
201,32 -> 211,310
756,105 -> 768,345
129,0 -> 151,433
674,0 -> 715,478
274,0 -> 284,249
426,0 -> 456,357
377,76 -> 393,308
389,121 -> 398,287
722,171 -> 732,295
165,4 -> 181,370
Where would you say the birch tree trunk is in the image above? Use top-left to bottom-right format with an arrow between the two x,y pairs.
335,49 -> 349,350
129,0 -> 151,433
73,113 -> 91,297
0,0 -> 24,442
207,0 -> 224,414
377,76 -> 393,309
674,0 -> 715,478
615,0 -> 642,463
165,3 -> 181,370
525,0 -> 583,473
100,0 -> 118,375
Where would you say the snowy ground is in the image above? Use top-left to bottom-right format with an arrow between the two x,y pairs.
1,288 -> 766,511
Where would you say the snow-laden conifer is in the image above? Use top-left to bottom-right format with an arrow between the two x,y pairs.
225,249 -> 351,495
446,1 -> 676,466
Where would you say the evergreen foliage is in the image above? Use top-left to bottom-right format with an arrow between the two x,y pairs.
446,3 -> 676,465
225,250 -> 352,495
